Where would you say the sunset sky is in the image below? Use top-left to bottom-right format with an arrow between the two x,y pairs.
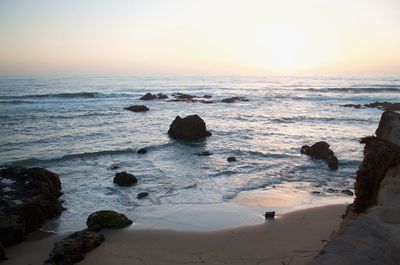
0,0 -> 399,75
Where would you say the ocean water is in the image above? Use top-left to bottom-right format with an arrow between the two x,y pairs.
0,75 -> 399,231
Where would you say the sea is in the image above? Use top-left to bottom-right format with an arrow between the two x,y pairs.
0,75 -> 399,232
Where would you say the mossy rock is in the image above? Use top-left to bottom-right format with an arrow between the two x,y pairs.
86,210 -> 132,232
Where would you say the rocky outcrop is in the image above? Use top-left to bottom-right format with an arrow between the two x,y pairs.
341,102 -> 400,111
86,210 -> 132,232
0,167 -> 63,246
139,93 -> 157,100
137,192 -> 149,199
168,115 -> 211,140
124,105 -> 149,112
44,230 -> 104,265
311,111 -> 400,265
113,172 -> 137,187
220,97 -> 249,103
301,141 -> 339,170
375,111 -> 400,146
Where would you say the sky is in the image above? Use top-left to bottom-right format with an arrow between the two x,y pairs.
0,0 -> 399,75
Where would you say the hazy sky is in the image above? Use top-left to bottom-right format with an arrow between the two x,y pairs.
0,0 -> 399,75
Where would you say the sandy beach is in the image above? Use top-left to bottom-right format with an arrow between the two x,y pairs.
3,204 -> 347,265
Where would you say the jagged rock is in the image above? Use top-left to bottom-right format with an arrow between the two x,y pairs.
168,115 -> 211,140
137,192 -> 149,199
139,93 -> 157,100
0,167 -> 63,246
124,105 -> 149,112
220,97 -> 249,103
301,141 -> 339,170
86,210 -> 132,232
113,172 -> 137,187
227,157 -> 237,162
0,242 -> 6,261
195,151 -> 212,156
375,111 -> 400,146
45,230 -> 104,265
137,148 -> 147,154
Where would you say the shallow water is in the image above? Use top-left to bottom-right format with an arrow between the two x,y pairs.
0,75 -> 399,232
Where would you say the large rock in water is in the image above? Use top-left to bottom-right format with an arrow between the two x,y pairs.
0,167 -> 63,246
124,105 -> 149,112
301,141 -> 339,170
310,111 -> 400,265
168,115 -> 211,140
44,230 -> 104,265
375,111 -> 400,146
86,210 -> 132,232
113,172 -> 137,187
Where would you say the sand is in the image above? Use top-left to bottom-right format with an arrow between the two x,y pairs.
3,204 -> 347,265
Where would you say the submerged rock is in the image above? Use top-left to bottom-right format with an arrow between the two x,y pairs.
0,167 -> 63,246
137,192 -> 149,199
195,151 -> 212,156
301,141 -> 339,170
341,102 -> 400,111
220,97 -> 249,103
86,210 -> 133,232
227,157 -> 237,162
168,115 -> 211,140
137,148 -> 147,154
45,230 -> 104,265
139,93 -> 157,100
124,105 -> 149,112
113,172 -> 137,187
109,164 -> 120,170
157,93 -> 168,99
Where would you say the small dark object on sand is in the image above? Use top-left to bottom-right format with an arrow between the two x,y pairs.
137,192 -> 149,199
227,157 -> 237,162
137,148 -> 147,154
265,211 -> 275,219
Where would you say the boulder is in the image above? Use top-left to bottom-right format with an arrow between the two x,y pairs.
0,167 -> 63,246
375,111 -> 400,146
113,172 -> 137,187
171,92 -> 197,101
157,93 -> 168,99
341,189 -> 354,196
227,157 -> 237,162
264,211 -> 275,219
45,230 -> 104,265
137,192 -> 149,199
220,97 -> 249,103
139,93 -> 157,100
86,210 -> 132,232
365,102 -> 400,111
203,95 -> 212,98
109,164 -> 119,170
137,148 -> 147,154
168,115 -> 211,140
124,105 -> 149,112
301,141 -> 339,170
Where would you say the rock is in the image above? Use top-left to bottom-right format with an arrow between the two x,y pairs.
227,157 -> 237,162
220,97 -> 249,103
157,93 -> 168,99
264,211 -> 275,219
203,95 -> 212,98
301,141 -> 339,170
45,230 -> 104,265
86,210 -> 133,232
341,189 -> 354,196
311,191 -> 321,195
137,192 -> 149,199
326,188 -> 337,193
137,148 -> 147,154
109,164 -> 119,170
341,104 -> 364,109
113,172 -> 137,187
168,115 -> 211,140
124,105 -> 149,112
195,151 -> 212,156
171,92 -> 197,101
0,242 -> 6,261
0,167 -> 63,246
375,111 -> 400,146
139,93 -> 157,100
365,102 -> 400,111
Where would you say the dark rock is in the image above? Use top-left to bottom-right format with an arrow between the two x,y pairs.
0,167 -> 63,246
199,100 -> 215,104
110,164 -> 119,170
168,115 -> 211,140
220,97 -> 249,103
203,95 -> 212,98
195,151 -> 212,156
113,172 -> 137,187
157,93 -> 168,99
301,141 -> 339,170
45,230 -> 104,265
227,157 -> 237,162
311,191 -> 321,195
86,210 -> 133,232
171,92 -> 198,101
139,93 -> 157,100
375,111 -> 400,146
326,188 -> 337,193
264,211 -> 275,219
341,189 -> 354,196
124,105 -> 149,112
137,192 -> 149,199
341,104 -> 364,109
364,102 -> 400,111
0,242 -> 6,261
137,148 -> 147,154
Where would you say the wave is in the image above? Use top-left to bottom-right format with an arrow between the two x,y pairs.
270,116 -> 372,124
0,92 -> 136,100
301,87 -> 400,93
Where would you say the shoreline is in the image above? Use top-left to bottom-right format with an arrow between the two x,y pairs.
3,203 -> 348,265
